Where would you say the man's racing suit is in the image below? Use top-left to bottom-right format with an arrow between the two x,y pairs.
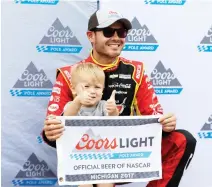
43,54 -> 196,187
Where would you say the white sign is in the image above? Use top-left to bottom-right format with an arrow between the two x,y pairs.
56,116 -> 162,185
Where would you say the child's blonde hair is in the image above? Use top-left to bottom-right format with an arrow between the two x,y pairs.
70,62 -> 105,87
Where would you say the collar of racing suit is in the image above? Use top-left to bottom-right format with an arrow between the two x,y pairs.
84,50 -> 121,71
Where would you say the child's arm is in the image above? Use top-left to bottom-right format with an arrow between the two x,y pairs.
63,96 -> 82,116
64,84 -> 94,116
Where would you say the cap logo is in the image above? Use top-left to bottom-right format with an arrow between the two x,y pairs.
109,11 -> 118,14
107,11 -> 120,19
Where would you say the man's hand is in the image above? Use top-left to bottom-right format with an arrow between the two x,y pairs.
158,113 -> 176,132
106,90 -> 119,116
43,115 -> 65,141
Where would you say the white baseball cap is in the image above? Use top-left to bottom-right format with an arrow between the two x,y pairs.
88,9 -> 132,31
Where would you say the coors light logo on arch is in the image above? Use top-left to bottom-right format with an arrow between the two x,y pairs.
36,18 -> 82,53
197,25 -> 212,52
198,114 -> 212,139
150,61 -> 183,95
12,153 -> 57,186
10,62 -> 53,97
123,17 -> 159,52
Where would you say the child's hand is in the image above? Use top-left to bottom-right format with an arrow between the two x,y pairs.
76,85 -> 93,105
106,90 -> 119,116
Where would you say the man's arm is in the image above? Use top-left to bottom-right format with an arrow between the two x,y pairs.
134,71 -> 176,134
42,72 -> 73,148
46,72 -> 73,117
134,71 -> 163,115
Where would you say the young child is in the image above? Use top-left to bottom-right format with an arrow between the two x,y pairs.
63,62 -> 119,117
63,63 -> 118,187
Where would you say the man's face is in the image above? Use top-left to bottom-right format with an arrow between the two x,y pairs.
89,22 -> 127,59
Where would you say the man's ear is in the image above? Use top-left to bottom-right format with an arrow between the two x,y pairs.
87,31 -> 95,43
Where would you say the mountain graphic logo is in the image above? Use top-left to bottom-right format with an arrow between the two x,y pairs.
144,0 -> 186,5
12,153 -> 57,186
36,18 -> 82,53
14,0 -> 59,5
198,115 -> 212,139
150,61 -> 183,94
73,128 -> 111,153
123,17 -> 159,51
10,62 -> 53,97
197,25 -> 212,52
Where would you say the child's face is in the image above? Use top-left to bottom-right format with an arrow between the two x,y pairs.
74,76 -> 104,106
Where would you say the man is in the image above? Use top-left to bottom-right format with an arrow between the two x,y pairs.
43,9 -> 196,187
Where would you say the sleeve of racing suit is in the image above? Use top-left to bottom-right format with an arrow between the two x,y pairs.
42,72 -> 73,148
135,72 -> 170,137
135,71 -> 163,115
